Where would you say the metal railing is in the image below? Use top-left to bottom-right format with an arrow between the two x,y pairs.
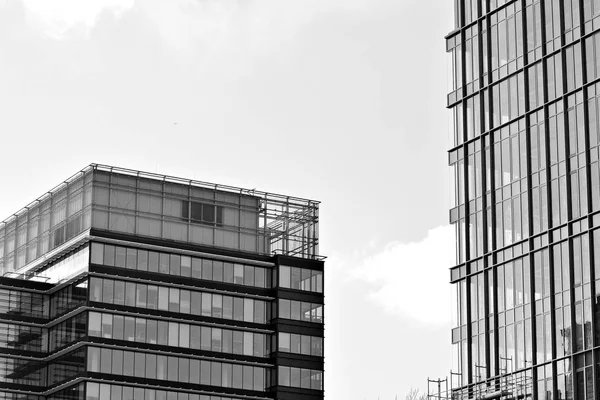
428,370 -> 533,400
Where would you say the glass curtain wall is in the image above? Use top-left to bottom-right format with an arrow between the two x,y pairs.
447,1 -> 600,399
0,170 -> 93,275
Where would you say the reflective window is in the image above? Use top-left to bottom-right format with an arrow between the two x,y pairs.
279,265 -> 323,293
91,243 -> 271,289
87,347 -> 266,391
277,332 -> 323,356
88,311 -> 269,357
277,299 -> 323,324
89,277 -> 269,324
277,366 -> 322,390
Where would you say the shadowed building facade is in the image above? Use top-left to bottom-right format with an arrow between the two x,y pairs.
0,164 -> 324,400
445,0 -> 600,399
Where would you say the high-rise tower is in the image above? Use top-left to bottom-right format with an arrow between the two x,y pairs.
445,1 -> 600,399
0,164 -> 324,400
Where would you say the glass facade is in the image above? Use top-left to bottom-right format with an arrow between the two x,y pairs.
0,169 -> 93,275
448,1 -> 600,399
0,166 -> 324,400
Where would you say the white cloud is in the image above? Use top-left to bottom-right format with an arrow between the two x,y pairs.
352,225 -> 455,325
21,0 -> 134,38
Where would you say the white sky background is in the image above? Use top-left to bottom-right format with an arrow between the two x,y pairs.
0,0 -> 455,398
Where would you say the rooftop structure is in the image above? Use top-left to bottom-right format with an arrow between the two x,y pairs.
0,164 -> 321,280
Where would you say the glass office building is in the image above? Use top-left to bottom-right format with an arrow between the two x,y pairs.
446,0 -> 600,399
0,164 -> 324,400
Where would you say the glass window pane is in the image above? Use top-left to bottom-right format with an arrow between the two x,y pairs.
254,367 -> 264,391
114,281 -> 125,305
158,287 -> 169,310
148,252 -> 159,273
279,299 -> 290,319
279,266 -> 290,288
137,250 -> 148,271
146,353 -> 157,379
147,285 -> 158,309
168,322 -> 179,346
223,263 -> 234,283
202,259 -> 213,280
134,352 -> 145,377
243,365 -> 253,390
278,366 -> 290,386
91,243 -> 104,265
244,266 -> 254,286
180,290 -> 190,314
125,282 -> 136,306
243,331 -> 253,356
181,256 -> 191,277
180,324 -> 190,348
169,288 -> 180,312
112,349 -> 123,375
234,297 -> 244,321
291,268 -> 302,290
279,332 -> 290,352
210,362 -> 221,386
200,360 -> 210,385
126,248 -> 137,269
255,267 -> 265,288
113,315 -> 124,340
179,358 -> 189,383
192,258 -> 202,278
234,264 -> 244,284
202,293 -> 212,316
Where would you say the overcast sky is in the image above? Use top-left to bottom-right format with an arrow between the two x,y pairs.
0,0 -> 455,398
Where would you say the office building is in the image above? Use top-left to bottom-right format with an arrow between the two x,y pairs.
444,1 -> 600,399
0,164 -> 324,400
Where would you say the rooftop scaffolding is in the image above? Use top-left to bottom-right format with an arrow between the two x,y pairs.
428,370 -> 533,400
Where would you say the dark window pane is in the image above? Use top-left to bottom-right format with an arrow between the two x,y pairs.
202,204 -> 215,223
191,203 -> 202,221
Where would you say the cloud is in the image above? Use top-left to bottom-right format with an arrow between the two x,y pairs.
352,225 -> 455,325
20,0 -> 134,38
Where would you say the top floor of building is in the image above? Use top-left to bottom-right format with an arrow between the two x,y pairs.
0,164 -> 321,278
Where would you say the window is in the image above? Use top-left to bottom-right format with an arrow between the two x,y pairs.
90,243 -> 272,289
278,299 -> 323,323
279,265 -> 323,293
278,366 -> 323,390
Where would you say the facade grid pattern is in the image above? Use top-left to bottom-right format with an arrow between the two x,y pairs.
447,0 -> 600,399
